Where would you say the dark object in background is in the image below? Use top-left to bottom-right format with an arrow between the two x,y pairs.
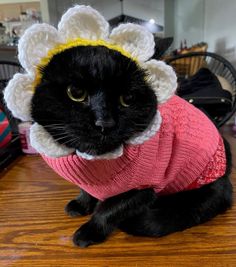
0,61 -> 23,171
166,52 -> 236,128
108,0 -> 163,34
178,68 -> 233,123
152,37 -> 173,59
109,14 -> 163,33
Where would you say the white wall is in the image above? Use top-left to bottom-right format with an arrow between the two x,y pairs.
71,0 -> 121,20
124,0 -> 164,26
40,0 -> 49,23
164,0 -> 174,38
204,0 -> 236,66
173,0 -> 205,49
77,0 -> 164,23
44,0 -> 164,26
173,0 -> 236,67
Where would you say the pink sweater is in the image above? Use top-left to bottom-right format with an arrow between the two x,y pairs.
42,96 -> 226,200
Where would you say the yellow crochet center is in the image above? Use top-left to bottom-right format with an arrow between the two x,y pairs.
33,38 -> 138,89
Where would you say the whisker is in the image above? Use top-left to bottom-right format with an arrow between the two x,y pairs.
37,121 -> 64,125
44,127 -> 66,131
59,137 -> 80,147
43,124 -> 65,127
133,123 -> 149,126
53,135 -> 71,142
43,125 -> 65,128
35,119 -> 64,122
51,132 -> 68,137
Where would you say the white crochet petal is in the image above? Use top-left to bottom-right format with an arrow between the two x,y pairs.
143,59 -> 177,103
30,123 -> 75,158
18,23 -> 61,74
58,5 -> 109,42
126,111 -> 162,145
110,23 -> 155,62
3,73 -> 34,121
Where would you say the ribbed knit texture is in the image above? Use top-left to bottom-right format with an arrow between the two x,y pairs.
42,96 -> 226,200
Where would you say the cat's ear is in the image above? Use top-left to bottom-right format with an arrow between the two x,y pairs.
58,5 -> 109,41
30,123 -> 75,158
143,59 -> 177,103
18,24 -> 61,74
110,23 -> 155,62
4,73 -> 34,121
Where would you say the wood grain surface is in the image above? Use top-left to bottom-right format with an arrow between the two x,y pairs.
0,129 -> 236,267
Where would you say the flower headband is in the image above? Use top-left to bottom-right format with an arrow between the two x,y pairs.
4,5 -> 177,159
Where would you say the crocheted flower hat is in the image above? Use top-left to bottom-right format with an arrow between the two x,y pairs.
4,5 -> 177,159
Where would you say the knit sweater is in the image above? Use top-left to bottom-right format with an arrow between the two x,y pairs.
42,95 -> 226,200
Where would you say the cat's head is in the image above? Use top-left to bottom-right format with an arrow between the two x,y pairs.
31,45 -> 157,155
4,5 -> 177,159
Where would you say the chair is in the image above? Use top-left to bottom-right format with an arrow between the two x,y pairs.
0,60 -> 24,132
0,60 -> 23,82
0,61 -> 23,169
165,52 -> 236,128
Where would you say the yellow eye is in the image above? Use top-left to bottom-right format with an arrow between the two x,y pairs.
120,95 -> 132,107
67,86 -> 87,102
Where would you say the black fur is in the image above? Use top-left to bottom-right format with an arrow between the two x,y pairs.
119,139 -> 233,237
31,46 -> 157,155
65,189 -> 97,217
31,45 -> 233,247
69,139 -> 232,247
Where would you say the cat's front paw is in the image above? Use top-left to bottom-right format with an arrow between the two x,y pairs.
73,221 -> 107,248
65,199 -> 92,217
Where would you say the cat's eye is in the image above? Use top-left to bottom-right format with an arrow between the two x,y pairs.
120,94 -> 133,107
67,86 -> 87,102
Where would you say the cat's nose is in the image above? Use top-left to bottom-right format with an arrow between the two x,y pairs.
95,117 -> 115,132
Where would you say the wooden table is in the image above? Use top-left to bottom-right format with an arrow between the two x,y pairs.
0,130 -> 236,267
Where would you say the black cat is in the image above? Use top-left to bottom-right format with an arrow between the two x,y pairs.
31,45 -> 232,247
